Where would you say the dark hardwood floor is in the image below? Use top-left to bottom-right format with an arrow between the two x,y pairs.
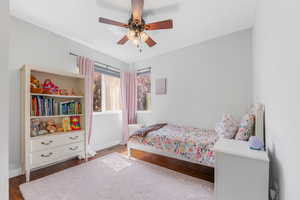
10,145 -> 214,200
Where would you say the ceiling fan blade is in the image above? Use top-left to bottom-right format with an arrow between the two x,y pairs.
117,35 -> 129,45
131,0 -> 144,20
99,17 -> 128,28
145,36 -> 157,47
145,19 -> 173,30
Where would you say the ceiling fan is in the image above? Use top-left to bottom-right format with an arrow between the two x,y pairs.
98,0 -> 173,48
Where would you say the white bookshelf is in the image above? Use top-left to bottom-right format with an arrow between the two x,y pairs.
20,65 -> 87,182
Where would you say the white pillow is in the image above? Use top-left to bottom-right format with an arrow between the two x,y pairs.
215,114 -> 239,139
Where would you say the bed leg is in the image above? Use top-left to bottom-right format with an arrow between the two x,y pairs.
127,146 -> 131,159
25,170 -> 30,182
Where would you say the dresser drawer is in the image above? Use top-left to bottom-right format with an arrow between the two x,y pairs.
62,142 -> 84,155
31,147 -> 62,166
63,132 -> 84,144
31,131 -> 84,152
31,142 -> 84,168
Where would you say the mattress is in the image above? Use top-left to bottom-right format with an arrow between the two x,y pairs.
129,123 -> 219,167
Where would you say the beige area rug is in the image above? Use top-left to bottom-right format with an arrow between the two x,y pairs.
20,153 -> 214,200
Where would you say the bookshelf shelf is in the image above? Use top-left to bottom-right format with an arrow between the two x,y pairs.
30,93 -> 84,99
30,114 -> 83,119
21,65 -> 87,182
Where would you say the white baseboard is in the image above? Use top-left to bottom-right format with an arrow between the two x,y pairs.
9,140 -> 122,178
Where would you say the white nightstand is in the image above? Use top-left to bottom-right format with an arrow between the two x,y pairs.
214,139 -> 269,200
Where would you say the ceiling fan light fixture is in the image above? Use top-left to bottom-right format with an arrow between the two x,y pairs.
140,32 -> 149,42
127,30 -> 136,40
132,38 -> 140,46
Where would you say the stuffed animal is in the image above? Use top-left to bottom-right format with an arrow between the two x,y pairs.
38,121 -> 48,135
42,79 -> 59,94
30,75 -> 43,93
67,88 -> 76,96
46,120 -> 57,133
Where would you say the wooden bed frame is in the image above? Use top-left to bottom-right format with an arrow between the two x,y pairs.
127,104 -> 265,167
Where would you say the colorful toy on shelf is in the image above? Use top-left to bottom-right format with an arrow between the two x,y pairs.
42,79 -> 59,94
62,117 -> 71,132
30,75 -> 43,93
46,119 -> 57,133
59,89 -> 68,96
70,116 -> 81,130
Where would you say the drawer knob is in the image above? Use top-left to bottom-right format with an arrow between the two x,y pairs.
41,152 -> 53,158
69,146 -> 79,151
41,140 -> 53,145
69,136 -> 79,140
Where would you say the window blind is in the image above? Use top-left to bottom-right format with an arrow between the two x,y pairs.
94,64 -> 120,78
137,67 -> 151,76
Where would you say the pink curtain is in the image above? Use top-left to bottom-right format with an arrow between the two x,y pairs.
121,71 -> 137,144
77,56 -> 94,144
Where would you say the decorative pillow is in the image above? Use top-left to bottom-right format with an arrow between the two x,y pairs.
215,114 -> 239,139
235,114 -> 255,141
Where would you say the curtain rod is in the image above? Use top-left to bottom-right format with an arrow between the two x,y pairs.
69,52 -> 120,71
70,52 -> 151,73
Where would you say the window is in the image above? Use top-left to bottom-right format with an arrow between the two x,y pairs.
93,71 -> 102,112
137,68 -> 151,111
93,65 -> 121,112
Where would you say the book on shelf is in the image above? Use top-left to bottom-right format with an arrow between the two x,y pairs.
31,96 -> 82,117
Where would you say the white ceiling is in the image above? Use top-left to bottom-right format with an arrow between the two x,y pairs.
10,0 -> 257,63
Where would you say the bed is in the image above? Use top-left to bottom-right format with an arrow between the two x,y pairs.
127,104 -> 265,168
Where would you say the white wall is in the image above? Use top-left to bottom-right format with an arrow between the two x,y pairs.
0,0 -> 9,199
253,1 -> 300,199
9,17 -> 128,176
135,29 -> 253,129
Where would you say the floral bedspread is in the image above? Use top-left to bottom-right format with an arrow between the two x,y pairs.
129,124 -> 219,167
